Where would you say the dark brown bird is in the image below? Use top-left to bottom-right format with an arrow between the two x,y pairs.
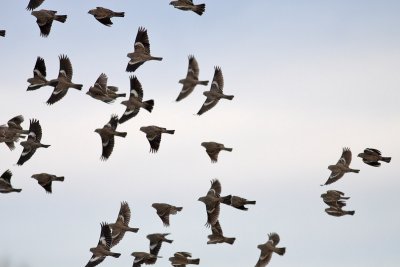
119,76 -> 154,124
26,0 -> 45,10
85,223 -> 121,267
325,206 -> 355,217
0,170 -> 22,193
31,9 -> 67,37
17,119 -> 50,166
87,73 -> 125,103
169,0 -> 206,16
175,55 -> 208,101
221,195 -> 256,211
95,114 -> 127,160
109,201 -> 139,247
126,27 -> 163,72
201,141 -> 232,163
131,252 -> 159,267
146,233 -> 173,262
358,148 -> 391,167
46,55 -> 83,105
198,179 -> 227,227
322,147 -> 360,186
255,233 -> 286,267
0,30 -> 5,37
27,57 -> 48,91
88,7 -> 124,26
0,115 -> 29,150
31,173 -> 64,193
207,220 -> 235,245
169,252 -> 200,266
152,203 -> 182,226
197,66 -> 234,115
321,190 -> 349,208
140,126 -> 175,153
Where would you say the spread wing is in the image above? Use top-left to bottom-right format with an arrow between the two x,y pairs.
46,87 -> 69,105
0,170 -> 12,184
338,147 -> 352,166
208,179 -> 221,196
364,148 -> 381,156
146,132 -> 162,153
38,20 -> 53,37
28,119 -> 42,142
197,96 -> 219,115
85,255 -> 105,267
186,55 -> 199,79
105,114 -> 119,131
134,27 -> 150,54
129,76 -> 144,100
58,54 -> 73,81
206,202 -> 220,227
322,170 -> 344,186
95,73 -> 108,93
8,115 -> 24,129
211,220 -> 223,235
206,148 -> 219,163
26,0 -> 45,10
98,223 -> 112,248
33,56 -> 46,77
210,66 -> 224,93
100,134 -> 114,160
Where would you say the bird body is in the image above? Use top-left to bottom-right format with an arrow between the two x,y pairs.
152,203 -> 182,226
0,115 -> 29,150
109,202 -> 139,247
325,207 -> 355,217
221,195 -> 256,210
27,57 -> 48,91
31,9 -> 67,37
88,7 -> 124,26
201,141 -> 232,163
169,252 -> 200,266
198,179 -> 224,227
95,115 -> 127,160
140,126 -> 175,153
207,220 -> 235,245
170,0 -> 206,16
87,73 -> 125,103
255,233 -> 286,267
131,252 -> 159,267
31,173 -> 64,193
358,148 -> 391,167
146,233 -> 173,263
0,170 -> 22,193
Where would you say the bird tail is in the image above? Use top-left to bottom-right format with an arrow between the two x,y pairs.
222,94 -> 234,100
55,15 -> 67,23
55,176 -> 65,182
223,147 -> 233,152
113,12 -> 125,17
41,144 -> 51,148
71,83 -> 83,90
12,188 -> 22,193
346,210 -> 355,216
117,93 -> 126,98
0,30 -> 5,37
382,157 -> 391,163
165,238 -> 173,243
143,99 -> 154,113
188,258 -> 200,265
224,237 -> 236,245
246,200 -> 256,205
220,195 -> 232,205
151,56 -> 163,61
110,252 -> 121,258
165,129 -> 175,135
115,131 -> 127,138
198,80 -> 209,86
274,247 -> 286,256
194,4 -> 206,15
128,227 -> 139,233
349,169 -> 360,173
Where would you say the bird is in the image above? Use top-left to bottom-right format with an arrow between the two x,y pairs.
126,27 -> 162,72
321,190 -> 349,208
169,252 -> 200,266
152,203 -> 182,226
26,0 -> 45,11
0,115 -> 29,150
325,206 -> 355,217
31,9 -> 67,37
169,0 -> 206,16
197,66 -> 234,115
140,126 -> 175,153
357,148 -> 391,167
131,252 -> 159,267
17,119 -> 50,166
175,55 -> 209,101
207,220 -> 235,245
146,233 -> 173,262
0,170 -> 22,193
0,30 -> 5,37
94,114 -> 127,160
108,201 -> 139,247
198,179 -> 227,227
46,55 -> 82,105
220,195 -> 256,211
255,233 -> 286,267
88,7 -> 125,26
31,173 -> 64,193
321,147 -> 360,186
119,76 -> 154,124
201,142 -> 232,163
27,57 -> 48,91
85,223 -> 121,267
87,73 -> 126,103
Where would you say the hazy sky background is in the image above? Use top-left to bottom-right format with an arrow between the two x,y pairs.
1,1 -> 400,267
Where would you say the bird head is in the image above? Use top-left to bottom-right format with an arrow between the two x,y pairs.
357,153 -> 363,158
169,1 -> 177,6
88,9 -> 95,15
178,79 -> 185,84
201,142 -> 207,148
94,128 -> 101,134
139,126 -> 148,133
31,11 -> 39,17
327,165 -> 335,171
89,247 -> 96,253
86,90 -> 93,96
257,244 -> 263,250
120,100 -> 128,106
31,174 -> 38,180
198,196 -> 206,203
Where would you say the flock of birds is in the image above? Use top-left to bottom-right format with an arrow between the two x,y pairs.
0,1 -> 394,267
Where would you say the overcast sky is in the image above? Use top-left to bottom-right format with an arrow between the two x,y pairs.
1,1 -> 400,267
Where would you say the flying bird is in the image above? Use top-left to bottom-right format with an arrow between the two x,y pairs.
87,73 -> 126,103
325,206 -> 355,217
85,223 -> 121,267
46,55 -> 83,105
94,114 -> 127,160
197,66 -> 234,115
27,57 -> 48,91
220,195 -> 256,211
198,179 -> 227,227
207,220 -> 235,245
17,119 -> 50,166
0,170 -> 22,193
357,148 -> 391,167
31,9 -> 67,37
31,173 -> 64,193
152,203 -> 182,226
126,27 -> 162,72
255,233 -> 286,267
201,141 -> 232,163
140,126 -> 175,153
119,76 -> 154,124
169,0 -> 206,16
146,233 -> 173,262
109,201 -> 139,247
131,252 -> 159,267
175,55 -> 208,101
88,7 -> 125,26
26,0 -> 45,10
169,252 -> 200,266
321,147 -> 360,186
321,190 -> 349,208
0,115 -> 29,150
0,30 -> 5,37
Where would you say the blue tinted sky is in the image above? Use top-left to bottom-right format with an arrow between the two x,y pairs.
1,1 -> 400,267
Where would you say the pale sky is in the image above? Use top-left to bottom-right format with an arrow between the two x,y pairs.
1,1 -> 400,267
